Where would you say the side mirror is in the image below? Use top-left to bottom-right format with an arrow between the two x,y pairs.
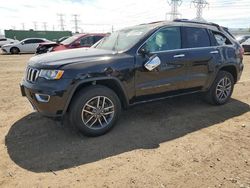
138,46 -> 150,57
144,55 -> 161,71
21,42 -> 24,45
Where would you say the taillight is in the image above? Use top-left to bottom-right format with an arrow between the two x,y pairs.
239,47 -> 244,58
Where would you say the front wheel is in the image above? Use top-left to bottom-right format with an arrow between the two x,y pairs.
205,71 -> 234,105
69,85 -> 121,136
10,47 -> 20,54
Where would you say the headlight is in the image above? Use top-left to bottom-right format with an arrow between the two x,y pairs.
39,70 -> 64,80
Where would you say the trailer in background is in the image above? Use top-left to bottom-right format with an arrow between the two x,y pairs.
4,30 -> 72,41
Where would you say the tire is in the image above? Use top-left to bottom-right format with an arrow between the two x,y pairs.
69,85 -> 121,137
205,71 -> 234,105
10,47 -> 20,54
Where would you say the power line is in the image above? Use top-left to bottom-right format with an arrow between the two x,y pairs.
57,13 -> 66,31
191,0 -> 209,21
166,0 -> 182,20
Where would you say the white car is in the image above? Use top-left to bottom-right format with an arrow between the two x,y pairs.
0,38 -> 19,47
1,38 -> 50,54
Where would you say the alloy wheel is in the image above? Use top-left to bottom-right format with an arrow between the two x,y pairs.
81,96 -> 115,130
215,76 -> 232,102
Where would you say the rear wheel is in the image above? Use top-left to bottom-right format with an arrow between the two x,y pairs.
69,85 -> 121,136
10,47 -> 20,54
205,71 -> 234,105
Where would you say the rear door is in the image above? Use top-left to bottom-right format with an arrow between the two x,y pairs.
181,27 -> 219,88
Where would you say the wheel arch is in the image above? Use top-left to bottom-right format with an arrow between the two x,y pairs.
63,77 -> 129,115
219,65 -> 238,83
10,46 -> 20,53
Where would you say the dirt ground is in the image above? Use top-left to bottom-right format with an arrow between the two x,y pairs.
0,53 -> 249,188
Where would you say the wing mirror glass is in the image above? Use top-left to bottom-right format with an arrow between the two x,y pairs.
144,55 -> 161,71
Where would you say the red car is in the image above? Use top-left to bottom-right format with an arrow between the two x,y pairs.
36,33 -> 106,54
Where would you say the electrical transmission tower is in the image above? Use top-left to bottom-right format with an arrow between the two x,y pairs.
72,14 -> 80,33
43,22 -> 47,31
57,14 -> 66,31
21,23 -> 25,30
33,22 -> 37,30
192,0 -> 209,21
166,0 -> 182,20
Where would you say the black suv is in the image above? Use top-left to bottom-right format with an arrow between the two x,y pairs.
20,20 -> 244,136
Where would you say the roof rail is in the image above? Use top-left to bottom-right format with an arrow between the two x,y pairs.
173,19 -> 222,30
173,19 -> 235,39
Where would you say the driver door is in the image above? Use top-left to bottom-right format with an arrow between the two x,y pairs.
135,26 -> 188,98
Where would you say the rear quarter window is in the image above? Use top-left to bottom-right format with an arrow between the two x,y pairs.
182,27 -> 210,48
212,31 -> 232,46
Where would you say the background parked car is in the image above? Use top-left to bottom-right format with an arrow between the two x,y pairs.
236,35 -> 250,44
241,38 -> 250,52
0,38 -> 19,48
36,33 -> 105,54
1,38 -> 50,54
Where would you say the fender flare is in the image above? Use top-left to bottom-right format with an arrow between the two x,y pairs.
62,77 -> 130,115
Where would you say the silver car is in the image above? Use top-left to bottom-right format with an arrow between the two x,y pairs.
1,38 -> 50,54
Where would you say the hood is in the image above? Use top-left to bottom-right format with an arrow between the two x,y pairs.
2,43 -> 15,47
28,47 -> 117,68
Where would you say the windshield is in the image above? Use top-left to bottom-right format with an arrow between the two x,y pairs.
95,25 -> 154,51
61,35 -> 79,45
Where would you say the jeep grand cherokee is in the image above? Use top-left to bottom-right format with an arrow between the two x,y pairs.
20,20 -> 244,136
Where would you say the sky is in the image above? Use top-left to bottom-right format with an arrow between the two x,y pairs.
0,0 -> 249,34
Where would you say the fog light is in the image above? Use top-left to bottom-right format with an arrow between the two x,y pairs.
35,93 -> 50,102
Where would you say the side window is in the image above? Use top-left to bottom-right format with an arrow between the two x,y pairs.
0,38 -> 7,41
183,27 -> 210,48
143,27 -> 181,52
94,36 -> 104,43
33,39 -> 45,43
212,32 -> 232,46
23,39 -> 33,44
24,39 -> 44,44
80,36 -> 94,47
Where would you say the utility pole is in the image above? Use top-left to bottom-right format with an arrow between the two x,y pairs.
192,0 -> 209,21
72,14 -> 80,33
57,14 -> 65,31
166,0 -> 182,20
42,22 -> 47,31
33,22 -> 37,30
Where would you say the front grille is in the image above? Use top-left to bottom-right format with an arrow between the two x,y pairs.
26,67 -> 39,82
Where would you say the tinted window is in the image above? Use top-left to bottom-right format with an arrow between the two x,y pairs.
94,36 -> 104,43
183,27 -> 210,48
212,32 -> 232,46
24,39 -> 44,44
0,38 -> 7,41
80,36 -> 94,46
23,39 -> 33,44
143,27 -> 181,52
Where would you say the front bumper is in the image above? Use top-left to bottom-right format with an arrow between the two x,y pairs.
20,78 -> 73,117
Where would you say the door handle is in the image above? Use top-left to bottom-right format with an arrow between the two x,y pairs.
210,50 -> 219,54
173,54 -> 185,58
